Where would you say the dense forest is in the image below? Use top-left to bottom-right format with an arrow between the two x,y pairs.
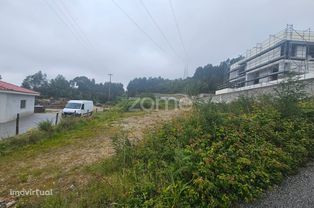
127,57 -> 243,97
22,71 -> 124,103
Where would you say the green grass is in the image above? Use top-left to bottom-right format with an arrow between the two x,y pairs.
0,109 -> 148,207
6,79 -> 314,207
0,109 -> 147,165
38,95 -> 314,208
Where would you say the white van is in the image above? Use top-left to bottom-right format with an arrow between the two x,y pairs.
62,100 -> 94,116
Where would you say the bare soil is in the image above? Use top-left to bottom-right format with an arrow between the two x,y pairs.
0,110 -> 182,202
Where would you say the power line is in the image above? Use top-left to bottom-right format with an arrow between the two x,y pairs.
183,63 -> 189,79
139,0 -> 183,62
168,0 -> 187,58
42,0 -> 92,52
42,0 -> 108,72
51,0 -> 94,51
168,0 -> 190,78
56,0 -> 107,69
108,73 -> 113,101
111,0 -> 166,53
58,0 -> 96,50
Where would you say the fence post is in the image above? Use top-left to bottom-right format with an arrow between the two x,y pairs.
55,113 -> 59,125
16,113 -> 19,135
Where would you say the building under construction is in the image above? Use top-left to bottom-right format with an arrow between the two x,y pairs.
216,25 -> 314,95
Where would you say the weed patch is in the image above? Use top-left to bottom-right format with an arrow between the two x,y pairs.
41,94 -> 314,207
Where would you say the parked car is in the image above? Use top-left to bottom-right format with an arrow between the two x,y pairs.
34,105 -> 46,113
62,100 -> 93,116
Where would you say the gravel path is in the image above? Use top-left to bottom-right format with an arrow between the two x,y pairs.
241,161 -> 314,208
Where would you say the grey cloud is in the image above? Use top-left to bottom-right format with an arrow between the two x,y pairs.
0,0 -> 313,87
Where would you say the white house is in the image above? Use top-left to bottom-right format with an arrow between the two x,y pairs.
0,80 -> 39,123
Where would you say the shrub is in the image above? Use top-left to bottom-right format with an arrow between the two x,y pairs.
119,100 -> 314,207
41,94 -> 314,207
38,120 -> 54,132
116,99 -> 138,112
111,133 -> 134,169
56,117 -> 80,131
274,75 -> 308,118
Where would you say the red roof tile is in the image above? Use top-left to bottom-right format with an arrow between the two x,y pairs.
0,81 -> 39,95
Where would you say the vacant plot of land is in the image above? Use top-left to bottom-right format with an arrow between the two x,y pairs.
0,109 -> 181,204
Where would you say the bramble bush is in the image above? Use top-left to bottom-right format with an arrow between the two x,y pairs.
116,100 -> 313,207
42,83 -> 314,207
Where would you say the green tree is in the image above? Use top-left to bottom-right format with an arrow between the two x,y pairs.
21,72 -> 125,103
22,71 -> 48,92
126,57 -> 243,96
275,73 -> 307,117
48,75 -> 71,98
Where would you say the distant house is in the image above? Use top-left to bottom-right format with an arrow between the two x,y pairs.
0,81 -> 39,123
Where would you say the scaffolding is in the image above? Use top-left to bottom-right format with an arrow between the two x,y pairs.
225,25 -> 314,90
244,25 -> 314,60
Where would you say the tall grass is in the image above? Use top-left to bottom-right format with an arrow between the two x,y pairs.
39,86 -> 314,207
38,120 -> 54,132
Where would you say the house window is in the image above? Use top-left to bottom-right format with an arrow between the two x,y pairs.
20,100 -> 26,109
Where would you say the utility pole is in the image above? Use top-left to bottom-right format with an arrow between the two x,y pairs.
108,73 -> 113,101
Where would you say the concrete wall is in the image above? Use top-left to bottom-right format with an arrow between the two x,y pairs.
0,92 -> 35,123
212,78 -> 314,103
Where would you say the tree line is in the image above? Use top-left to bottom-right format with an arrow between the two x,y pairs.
127,57 -> 243,97
22,56 -> 242,103
22,71 -> 124,103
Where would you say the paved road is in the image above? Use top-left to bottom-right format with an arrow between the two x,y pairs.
0,113 -> 59,139
241,161 -> 314,208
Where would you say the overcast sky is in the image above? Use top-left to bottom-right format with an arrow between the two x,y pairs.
0,0 -> 313,87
